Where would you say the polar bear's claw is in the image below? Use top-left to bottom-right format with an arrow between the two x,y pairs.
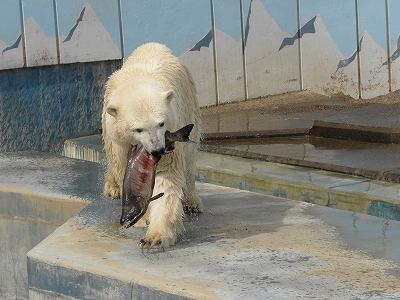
184,205 -> 201,215
183,195 -> 204,214
138,234 -> 171,249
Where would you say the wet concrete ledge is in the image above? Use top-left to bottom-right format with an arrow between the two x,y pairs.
311,120 -> 400,144
2,152 -> 400,299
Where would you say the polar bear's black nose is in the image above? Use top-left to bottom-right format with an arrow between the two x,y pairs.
151,148 -> 165,156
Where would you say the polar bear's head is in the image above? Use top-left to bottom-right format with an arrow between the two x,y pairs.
105,81 -> 177,155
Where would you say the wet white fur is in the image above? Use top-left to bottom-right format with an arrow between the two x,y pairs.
102,43 -> 203,247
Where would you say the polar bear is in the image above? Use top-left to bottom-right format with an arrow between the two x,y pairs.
102,43 -> 203,248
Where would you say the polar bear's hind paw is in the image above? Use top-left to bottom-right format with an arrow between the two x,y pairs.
183,195 -> 204,214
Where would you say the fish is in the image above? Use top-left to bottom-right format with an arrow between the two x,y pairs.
120,124 -> 195,228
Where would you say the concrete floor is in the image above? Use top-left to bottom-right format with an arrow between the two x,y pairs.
28,183 -> 400,299
1,152 -> 400,299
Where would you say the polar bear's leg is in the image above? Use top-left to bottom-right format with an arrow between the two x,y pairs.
183,145 -> 203,213
104,141 -> 129,199
140,171 -> 185,248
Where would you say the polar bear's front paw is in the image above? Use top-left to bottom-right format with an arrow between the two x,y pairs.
104,181 -> 120,199
138,233 -> 175,249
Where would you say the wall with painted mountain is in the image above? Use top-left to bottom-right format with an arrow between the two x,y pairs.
1,0 -> 400,106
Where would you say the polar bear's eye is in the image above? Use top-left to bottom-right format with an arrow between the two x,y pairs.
159,122 -> 165,127
135,128 -> 143,133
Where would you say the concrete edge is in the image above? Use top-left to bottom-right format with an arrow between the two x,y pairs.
0,184 -> 90,204
311,120 -> 400,144
0,187 -> 88,226
27,257 -> 192,300
203,128 -> 310,140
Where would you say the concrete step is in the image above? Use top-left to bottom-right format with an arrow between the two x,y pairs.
2,152 -> 400,299
63,135 -> 400,221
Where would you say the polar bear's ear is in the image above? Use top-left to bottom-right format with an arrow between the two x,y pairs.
161,90 -> 174,102
106,105 -> 118,117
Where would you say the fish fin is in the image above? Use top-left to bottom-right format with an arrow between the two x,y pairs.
166,124 -> 194,143
177,124 -> 194,141
123,209 -> 145,228
149,192 -> 164,202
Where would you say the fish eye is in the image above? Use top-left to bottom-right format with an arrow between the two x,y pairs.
135,128 -> 143,133
159,122 -> 165,127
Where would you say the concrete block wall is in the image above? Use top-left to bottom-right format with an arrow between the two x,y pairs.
1,0 -> 400,107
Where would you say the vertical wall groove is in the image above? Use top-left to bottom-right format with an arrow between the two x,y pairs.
53,0 -> 61,64
355,0 -> 362,99
210,0 -> 219,106
239,0 -> 248,100
18,0 -> 27,67
117,0 -> 125,59
385,0 -> 392,92
296,0 -> 303,90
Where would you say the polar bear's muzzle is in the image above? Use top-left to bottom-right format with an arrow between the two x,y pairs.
138,129 -> 166,156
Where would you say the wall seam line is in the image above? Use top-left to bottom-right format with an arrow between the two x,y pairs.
239,0 -> 248,100
117,0 -> 125,59
210,0 -> 219,106
297,0 -> 303,90
385,0 -> 392,92
19,0 -> 27,67
53,0 -> 61,64
355,0 -> 362,99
